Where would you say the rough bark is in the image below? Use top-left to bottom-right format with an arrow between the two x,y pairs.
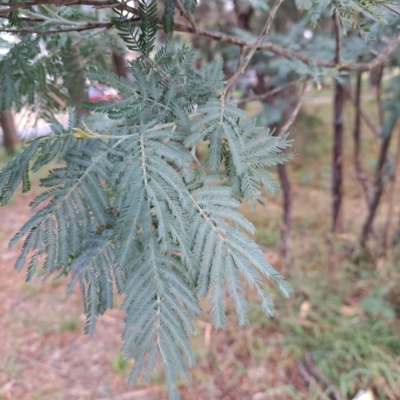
277,162 -> 291,256
376,68 -> 384,128
252,64 -> 297,257
353,71 -> 373,205
332,83 -> 345,232
370,63 -> 384,127
383,127 -> 400,253
360,133 -> 393,247
0,110 -> 19,154
61,47 -> 89,119
270,101 -> 295,257
332,13 -> 344,232
233,0 -> 253,30
112,51 -> 128,79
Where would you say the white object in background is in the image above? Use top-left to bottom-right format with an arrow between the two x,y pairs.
303,29 -> 313,40
352,390 -> 374,400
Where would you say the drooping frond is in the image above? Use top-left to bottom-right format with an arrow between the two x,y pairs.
188,181 -> 292,329
1,43 -> 292,400
113,0 -> 158,57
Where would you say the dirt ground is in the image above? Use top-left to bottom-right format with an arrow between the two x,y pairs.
2,91 -> 398,400
0,192 -> 165,400
0,190 -> 305,400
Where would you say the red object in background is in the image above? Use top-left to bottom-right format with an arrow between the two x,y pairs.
87,84 -> 122,102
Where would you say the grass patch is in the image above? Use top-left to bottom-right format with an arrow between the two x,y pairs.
284,318 -> 400,399
110,353 -> 131,378
256,224 -> 280,247
20,282 -> 43,297
58,318 -> 80,333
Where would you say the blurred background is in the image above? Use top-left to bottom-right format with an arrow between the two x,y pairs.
1,0 -> 400,399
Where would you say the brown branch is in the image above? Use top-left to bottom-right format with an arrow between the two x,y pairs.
276,79 -> 308,138
375,63 -> 384,127
343,85 -> 380,140
0,110 -> 18,154
0,21 -> 115,34
277,163 -> 291,257
0,0 -> 118,15
332,12 -> 344,233
223,0 -> 284,95
226,45 -> 246,98
172,0 -> 197,34
383,126 -> 400,253
271,80 -> 308,258
237,76 -> 308,104
297,360 -> 312,384
1,0 -> 400,72
381,2 -> 400,17
232,0 -> 242,17
360,127 -> 395,247
297,361 -> 331,400
333,11 -> 341,62
233,0 -> 253,30
94,0 -> 130,9
352,70 -> 374,206
112,50 -> 128,79
169,21 -> 400,72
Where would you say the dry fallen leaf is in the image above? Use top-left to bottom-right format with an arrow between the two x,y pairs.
341,305 -> 359,317
299,301 -> 311,319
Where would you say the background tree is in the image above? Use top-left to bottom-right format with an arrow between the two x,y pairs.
0,110 -> 18,153
1,0 -> 400,398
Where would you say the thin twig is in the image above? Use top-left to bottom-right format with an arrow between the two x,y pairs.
343,85 -> 381,141
223,0 -> 285,95
375,63 -> 384,127
297,360 -> 312,384
168,21 -> 400,72
226,45 -> 246,98
297,361 -> 331,400
94,0 -> 130,9
381,2 -> 400,17
360,127 -> 394,247
333,11 -> 341,62
0,21 -> 115,33
276,79 -> 308,137
304,353 -> 342,400
172,0 -> 197,34
1,0 -> 400,72
383,126 -> 400,254
237,76 -> 308,104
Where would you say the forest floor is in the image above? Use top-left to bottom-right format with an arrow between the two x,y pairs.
1,88 -> 400,400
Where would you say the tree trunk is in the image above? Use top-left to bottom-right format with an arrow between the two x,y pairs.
62,48 -> 89,119
332,80 -> 345,232
277,162 -> 291,256
0,110 -> 19,154
270,104 -> 294,257
370,62 -> 384,127
251,66 -> 295,257
112,51 -> 128,79
360,133 -> 393,247
352,71 -> 373,205
332,13 -> 344,232
232,0 -> 253,30
383,127 -> 400,253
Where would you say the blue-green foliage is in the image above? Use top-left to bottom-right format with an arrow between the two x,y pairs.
112,0 -> 158,57
0,42 -> 292,399
298,0 -> 388,39
0,12 -> 120,118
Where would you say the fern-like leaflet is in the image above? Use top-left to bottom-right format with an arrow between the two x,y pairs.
0,44 -> 292,399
